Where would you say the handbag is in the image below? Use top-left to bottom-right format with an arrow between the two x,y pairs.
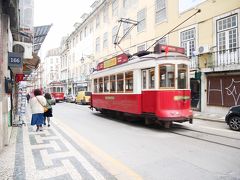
36,97 -> 48,112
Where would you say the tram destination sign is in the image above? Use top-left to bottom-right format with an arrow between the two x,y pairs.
97,53 -> 128,71
154,44 -> 185,54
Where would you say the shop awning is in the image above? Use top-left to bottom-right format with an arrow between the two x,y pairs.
33,24 -> 52,54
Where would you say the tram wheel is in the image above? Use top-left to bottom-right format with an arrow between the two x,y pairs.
164,122 -> 172,128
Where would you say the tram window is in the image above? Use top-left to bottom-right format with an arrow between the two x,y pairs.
142,70 -> 147,89
178,64 -> 187,89
110,75 -> 116,93
60,87 -> 63,92
99,77 -> 103,93
94,79 -> 98,93
148,68 -> 155,89
104,76 -> 109,92
53,87 -> 56,92
117,73 -> 124,92
57,87 -> 61,92
50,87 -> 53,93
159,64 -> 175,88
125,71 -> 133,92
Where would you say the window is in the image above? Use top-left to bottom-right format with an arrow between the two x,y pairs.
117,73 -> 124,92
104,76 -> 109,92
112,0 -> 118,17
158,37 -> 167,45
103,6 -> 108,23
84,26 -> 88,37
148,68 -> 155,89
142,70 -> 147,89
180,28 -> 196,57
155,0 -> 166,24
103,32 -> 108,48
137,44 -> 146,52
159,64 -> 175,88
96,37 -> 100,52
96,15 -> 100,28
125,71 -> 133,92
80,31 -> 82,41
217,14 -> 237,52
112,26 -> 118,44
137,8 -> 146,32
110,75 -> 116,93
177,64 -> 188,89
99,77 -> 103,93
94,79 -> 98,93
142,68 -> 155,89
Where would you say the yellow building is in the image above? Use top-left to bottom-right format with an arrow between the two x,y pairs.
62,0 -> 240,114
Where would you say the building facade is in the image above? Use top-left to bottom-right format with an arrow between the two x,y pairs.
42,48 -> 61,90
59,0 -> 240,114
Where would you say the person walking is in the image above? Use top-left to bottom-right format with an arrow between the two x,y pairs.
44,93 -> 55,127
30,89 -> 47,132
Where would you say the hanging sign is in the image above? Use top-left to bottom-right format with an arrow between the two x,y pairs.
8,52 -> 23,68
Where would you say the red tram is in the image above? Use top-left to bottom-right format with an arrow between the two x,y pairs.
90,44 -> 193,127
46,81 -> 65,102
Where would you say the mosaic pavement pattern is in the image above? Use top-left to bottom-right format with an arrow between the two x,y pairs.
7,120 -> 142,180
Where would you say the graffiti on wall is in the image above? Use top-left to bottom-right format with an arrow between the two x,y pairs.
207,75 -> 240,107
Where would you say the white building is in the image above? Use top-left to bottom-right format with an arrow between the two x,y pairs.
43,48 -> 61,90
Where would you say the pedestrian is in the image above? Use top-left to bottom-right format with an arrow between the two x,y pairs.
30,89 -> 47,132
44,93 -> 55,127
26,93 -> 30,103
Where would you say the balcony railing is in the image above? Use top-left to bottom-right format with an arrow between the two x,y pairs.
210,47 -> 240,67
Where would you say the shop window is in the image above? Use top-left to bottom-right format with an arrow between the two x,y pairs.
110,75 -> 116,93
125,71 -> 133,92
117,73 -> 124,92
159,64 -> 175,88
104,76 -> 109,92
99,77 -> 103,93
178,64 -> 188,89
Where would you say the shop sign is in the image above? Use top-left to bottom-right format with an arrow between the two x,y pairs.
15,74 -> 24,82
8,52 -> 23,68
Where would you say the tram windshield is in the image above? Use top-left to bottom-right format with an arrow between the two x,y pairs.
159,64 -> 175,88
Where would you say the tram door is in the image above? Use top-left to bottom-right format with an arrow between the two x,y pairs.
141,68 -> 155,112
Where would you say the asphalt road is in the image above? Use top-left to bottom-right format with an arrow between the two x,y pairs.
52,102 -> 240,180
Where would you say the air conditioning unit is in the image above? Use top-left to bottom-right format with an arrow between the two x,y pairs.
13,41 -> 33,59
198,45 -> 209,54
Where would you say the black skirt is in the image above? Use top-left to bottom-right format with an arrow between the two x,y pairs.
44,108 -> 53,117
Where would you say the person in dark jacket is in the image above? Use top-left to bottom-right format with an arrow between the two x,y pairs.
43,93 -> 55,127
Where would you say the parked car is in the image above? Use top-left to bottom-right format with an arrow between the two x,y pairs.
76,91 -> 91,105
65,94 -> 76,103
225,105 -> 240,131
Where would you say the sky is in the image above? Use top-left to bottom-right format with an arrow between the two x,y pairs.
34,0 -> 95,58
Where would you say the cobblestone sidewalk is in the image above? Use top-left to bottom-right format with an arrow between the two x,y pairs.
0,120 -> 142,180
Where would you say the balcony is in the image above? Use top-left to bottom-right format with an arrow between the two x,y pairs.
199,47 -> 240,73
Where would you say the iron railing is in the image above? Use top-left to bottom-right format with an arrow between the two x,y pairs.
210,47 -> 240,67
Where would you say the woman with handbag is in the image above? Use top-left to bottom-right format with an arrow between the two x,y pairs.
44,93 -> 55,127
30,89 -> 47,132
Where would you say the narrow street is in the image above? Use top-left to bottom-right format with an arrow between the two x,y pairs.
52,102 -> 240,180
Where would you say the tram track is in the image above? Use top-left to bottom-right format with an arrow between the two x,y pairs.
169,125 -> 240,150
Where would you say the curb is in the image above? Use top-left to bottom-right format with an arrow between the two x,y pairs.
193,116 -> 225,123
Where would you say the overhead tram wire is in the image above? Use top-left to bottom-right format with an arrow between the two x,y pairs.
114,18 -> 139,55
146,9 -> 201,51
